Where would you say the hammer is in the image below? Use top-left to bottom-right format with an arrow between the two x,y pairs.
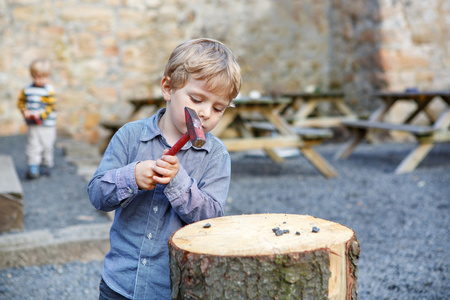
120,107 -> 204,206
166,107 -> 206,156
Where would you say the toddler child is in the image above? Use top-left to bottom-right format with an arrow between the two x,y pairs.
17,58 -> 57,179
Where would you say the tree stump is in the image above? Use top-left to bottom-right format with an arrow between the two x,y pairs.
169,214 -> 359,299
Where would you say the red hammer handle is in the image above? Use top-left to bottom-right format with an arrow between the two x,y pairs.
166,132 -> 189,156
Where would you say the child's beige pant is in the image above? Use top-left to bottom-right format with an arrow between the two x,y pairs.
26,125 -> 56,167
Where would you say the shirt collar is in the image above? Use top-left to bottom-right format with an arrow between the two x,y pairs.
140,108 -> 212,153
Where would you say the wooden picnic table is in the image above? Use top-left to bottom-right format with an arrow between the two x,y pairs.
127,97 -> 166,121
281,91 -> 357,127
100,96 -> 165,152
211,97 -> 338,178
335,90 -> 450,173
99,95 -> 338,177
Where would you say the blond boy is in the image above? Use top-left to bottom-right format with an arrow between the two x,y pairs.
88,38 -> 241,300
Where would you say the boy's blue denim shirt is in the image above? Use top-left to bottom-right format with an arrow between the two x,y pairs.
87,109 -> 230,300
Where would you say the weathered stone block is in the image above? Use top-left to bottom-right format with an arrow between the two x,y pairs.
71,32 -> 97,58
89,86 -> 118,104
60,7 -> 114,22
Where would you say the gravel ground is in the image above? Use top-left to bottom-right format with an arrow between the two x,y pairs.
0,134 -> 449,299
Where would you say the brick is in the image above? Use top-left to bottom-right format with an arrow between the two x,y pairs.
70,32 -> 97,58
117,28 -> 148,41
60,7 -> 114,22
12,5 -> 55,23
101,36 -> 119,57
38,26 -> 65,42
379,49 -> 430,71
118,8 -> 145,23
84,112 -> 101,129
89,86 -> 118,104
122,45 -> 142,66
397,53 -> 430,69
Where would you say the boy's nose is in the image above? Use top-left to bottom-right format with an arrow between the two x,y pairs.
197,106 -> 211,120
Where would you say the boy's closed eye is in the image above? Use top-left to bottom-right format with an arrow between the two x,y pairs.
190,96 -> 201,103
190,96 -> 226,113
214,106 -> 226,113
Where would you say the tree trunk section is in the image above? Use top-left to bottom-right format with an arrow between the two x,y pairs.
169,214 -> 359,299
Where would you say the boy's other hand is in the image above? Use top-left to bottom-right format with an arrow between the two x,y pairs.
23,110 -> 32,119
135,160 -> 158,190
152,149 -> 180,185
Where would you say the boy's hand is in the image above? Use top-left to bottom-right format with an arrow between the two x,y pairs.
152,149 -> 180,185
134,150 -> 180,190
135,160 -> 158,190
23,110 -> 42,124
23,110 -> 32,119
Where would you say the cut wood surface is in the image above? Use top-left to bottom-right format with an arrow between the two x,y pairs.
169,214 -> 359,299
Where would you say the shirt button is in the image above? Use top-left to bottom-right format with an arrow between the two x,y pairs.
127,187 -> 133,194
147,233 -> 152,239
142,258 -> 147,266
153,206 -> 158,213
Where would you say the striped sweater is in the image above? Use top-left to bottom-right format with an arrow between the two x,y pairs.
17,84 -> 57,126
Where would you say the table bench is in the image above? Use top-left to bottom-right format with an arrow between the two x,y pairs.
249,121 -> 334,140
341,120 -> 435,136
99,120 -> 125,152
248,122 -> 335,177
212,98 -> 338,178
99,97 -> 165,152
281,91 -> 357,128
336,91 -> 450,173
0,155 -> 23,233
100,120 -> 124,132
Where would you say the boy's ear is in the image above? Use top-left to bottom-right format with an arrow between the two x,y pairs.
161,77 -> 172,101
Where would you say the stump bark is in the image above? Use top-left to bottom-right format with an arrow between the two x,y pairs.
169,214 -> 359,299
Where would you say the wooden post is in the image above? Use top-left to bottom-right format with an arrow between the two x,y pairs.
169,214 -> 359,299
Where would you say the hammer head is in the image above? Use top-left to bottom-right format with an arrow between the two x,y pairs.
185,107 -> 206,148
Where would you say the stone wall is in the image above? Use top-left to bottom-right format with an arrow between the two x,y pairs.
330,0 -> 450,112
0,0 -> 449,144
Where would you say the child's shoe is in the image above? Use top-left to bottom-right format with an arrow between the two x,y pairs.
26,165 -> 40,179
39,165 -> 51,176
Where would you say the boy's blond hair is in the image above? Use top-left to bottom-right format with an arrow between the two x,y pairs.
30,59 -> 51,77
163,38 -> 241,101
